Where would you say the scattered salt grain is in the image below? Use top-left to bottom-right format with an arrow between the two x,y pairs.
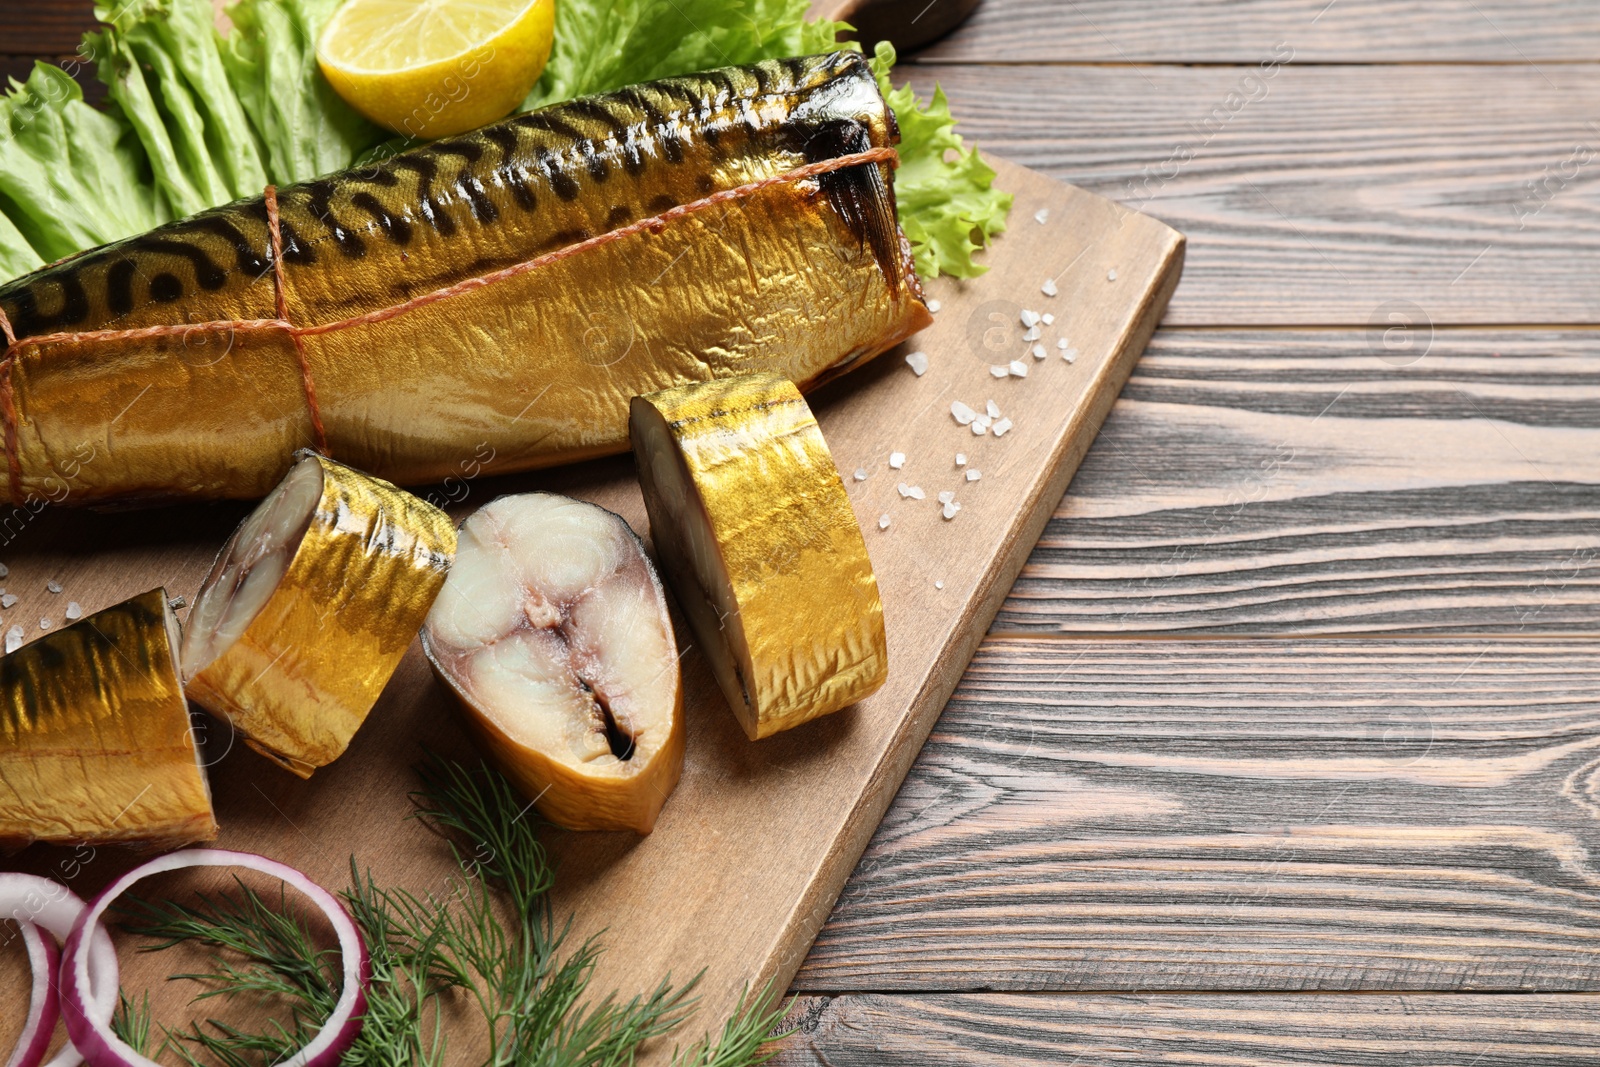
1057,338 -> 1070,349
897,482 -> 925,500
937,490 -> 956,504
1107,268 -> 1118,281
986,400 -> 1001,419
904,351 -> 929,376
1042,313 -> 1055,325
966,469 -> 981,482
1009,361 -> 1028,378
992,417 -> 1013,437
4,626 -> 21,654
951,401 -> 977,425
1032,344 -> 1047,359
38,618 -> 51,631
989,365 -> 1009,378
926,299 -> 942,313
854,468 -> 867,481
971,422 -> 987,435
889,452 -> 906,469
1062,348 -> 1079,363
1034,208 -> 1049,224
168,596 -> 186,610
955,453 -> 967,467
64,602 -> 82,621
0,564 -> 10,579
47,581 -> 61,594
934,580 -> 944,590
1022,324 -> 1042,342
2,594 -> 17,609
1041,278 -> 1059,297
1020,309 -> 1041,328
942,501 -> 961,520
878,514 -> 891,530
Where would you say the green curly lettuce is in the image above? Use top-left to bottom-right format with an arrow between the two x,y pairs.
872,42 -> 1011,278
0,0 -> 1008,284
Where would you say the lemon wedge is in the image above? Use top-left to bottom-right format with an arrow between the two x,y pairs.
318,0 -> 556,139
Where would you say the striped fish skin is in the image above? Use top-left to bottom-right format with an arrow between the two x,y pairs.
0,588 -> 217,850
0,52 -> 929,506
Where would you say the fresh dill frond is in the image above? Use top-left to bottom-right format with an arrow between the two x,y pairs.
110,757 -> 787,1067
111,990 -> 155,1055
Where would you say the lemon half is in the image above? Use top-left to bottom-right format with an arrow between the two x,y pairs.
318,0 -> 556,139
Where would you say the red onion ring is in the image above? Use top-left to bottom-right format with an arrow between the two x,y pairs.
0,873 -> 118,1067
60,850 -> 369,1067
4,923 -> 58,1067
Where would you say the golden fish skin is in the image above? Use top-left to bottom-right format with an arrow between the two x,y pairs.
0,588 -> 217,850
183,452 -> 456,778
631,373 -> 887,739
0,52 -> 930,507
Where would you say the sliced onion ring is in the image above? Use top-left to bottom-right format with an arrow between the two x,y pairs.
5,923 -> 58,1067
61,850 -> 369,1067
0,873 -> 118,1067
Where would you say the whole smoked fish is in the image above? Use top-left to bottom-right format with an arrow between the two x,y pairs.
0,53 -> 929,507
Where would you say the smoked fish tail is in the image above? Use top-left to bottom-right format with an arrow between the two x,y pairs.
0,52 -> 929,507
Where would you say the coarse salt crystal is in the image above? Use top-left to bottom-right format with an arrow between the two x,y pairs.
878,514 -> 891,529
168,596 -> 186,611
1022,325 -> 1042,342
46,580 -> 61,594
1034,208 -> 1049,224
905,351 -> 929,376
986,400 -> 1001,419
4,626 -> 21,654
937,490 -> 955,504
972,422 -> 987,435
1107,268 -> 1118,281
1042,313 -> 1055,325
1041,278 -> 1059,297
927,298 -> 942,313
955,453 -> 967,467
967,469 -> 981,481
39,618 -> 51,631
854,468 -> 867,481
1009,361 -> 1028,377
942,501 -> 961,520
935,580 -> 944,590
992,417 -> 1013,437
989,365 -> 1009,378
1062,348 -> 1079,363
1032,344 -> 1047,359
898,482 -> 926,500
890,452 -> 906,469
976,414 -> 992,430
2,594 -> 17,609
64,602 -> 82,620
1057,337 -> 1070,349
1020,309 -> 1041,328
951,401 -> 977,425
0,565 -> 9,579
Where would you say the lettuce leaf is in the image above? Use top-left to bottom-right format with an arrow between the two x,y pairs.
871,42 -> 1010,279
0,1 -> 1008,285
524,0 -> 847,108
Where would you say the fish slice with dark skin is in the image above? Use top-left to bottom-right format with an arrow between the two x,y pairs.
422,493 -> 683,834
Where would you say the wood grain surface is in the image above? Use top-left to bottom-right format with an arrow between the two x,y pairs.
993,329 -> 1600,635
0,160 -> 1182,1061
900,63 -> 1600,326
771,993 -> 1600,1065
912,0 -> 1600,63
799,636 -> 1600,991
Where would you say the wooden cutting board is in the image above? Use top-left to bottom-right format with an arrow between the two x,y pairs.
0,158 -> 1181,1062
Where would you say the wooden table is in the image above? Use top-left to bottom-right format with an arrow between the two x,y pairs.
8,1 -> 1600,1062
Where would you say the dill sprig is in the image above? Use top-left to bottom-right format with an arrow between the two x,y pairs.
112,757 -> 789,1067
